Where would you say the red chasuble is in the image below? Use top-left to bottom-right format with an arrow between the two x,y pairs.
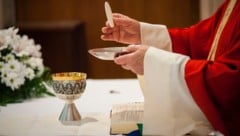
168,0 -> 240,135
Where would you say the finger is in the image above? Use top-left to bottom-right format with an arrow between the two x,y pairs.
121,64 -> 131,70
124,45 -> 140,52
100,34 -> 114,41
114,52 -> 133,65
131,68 -> 143,75
101,27 -> 113,34
105,21 -> 111,27
112,13 -> 125,18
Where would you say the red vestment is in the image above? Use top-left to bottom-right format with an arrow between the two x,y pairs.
168,0 -> 240,135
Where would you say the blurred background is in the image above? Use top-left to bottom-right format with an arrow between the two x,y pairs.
0,0 -> 223,79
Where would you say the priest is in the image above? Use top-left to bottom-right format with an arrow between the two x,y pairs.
101,0 -> 239,135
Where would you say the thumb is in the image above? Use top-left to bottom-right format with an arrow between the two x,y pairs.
126,44 -> 141,52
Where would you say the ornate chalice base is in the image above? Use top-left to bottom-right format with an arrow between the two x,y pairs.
52,72 -> 87,125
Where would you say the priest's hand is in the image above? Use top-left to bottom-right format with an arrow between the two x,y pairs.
114,45 -> 149,75
101,13 -> 141,45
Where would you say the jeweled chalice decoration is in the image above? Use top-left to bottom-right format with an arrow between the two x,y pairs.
52,72 -> 87,125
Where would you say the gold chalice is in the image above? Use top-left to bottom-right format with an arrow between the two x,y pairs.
52,72 -> 87,125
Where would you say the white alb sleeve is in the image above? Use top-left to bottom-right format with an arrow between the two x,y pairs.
140,22 -> 172,51
141,47 -> 213,136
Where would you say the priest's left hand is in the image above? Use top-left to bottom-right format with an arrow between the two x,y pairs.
114,45 -> 149,75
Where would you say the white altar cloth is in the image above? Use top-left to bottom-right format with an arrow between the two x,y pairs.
0,79 -> 144,136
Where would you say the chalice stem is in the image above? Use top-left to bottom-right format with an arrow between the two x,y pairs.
59,103 -> 81,124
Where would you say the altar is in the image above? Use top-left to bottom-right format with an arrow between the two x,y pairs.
0,79 -> 144,136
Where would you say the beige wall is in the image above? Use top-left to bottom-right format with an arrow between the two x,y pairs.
200,0 -> 224,20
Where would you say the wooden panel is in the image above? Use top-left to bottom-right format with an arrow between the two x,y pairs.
15,0 -> 199,78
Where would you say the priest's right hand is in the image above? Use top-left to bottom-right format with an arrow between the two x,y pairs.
101,13 -> 141,45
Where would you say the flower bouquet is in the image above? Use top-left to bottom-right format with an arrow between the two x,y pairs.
0,27 -> 54,106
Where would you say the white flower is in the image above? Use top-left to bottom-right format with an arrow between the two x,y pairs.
2,54 -> 15,62
1,59 -> 26,90
25,57 -> 44,76
25,67 -> 35,80
4,59 -> 23,72
11,34 -> 42,58
0,27 -> 18,50
2,72 -> 25,90
0,27 -> 53,105
0,27 -> 46,91
0,34 -> 9,50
